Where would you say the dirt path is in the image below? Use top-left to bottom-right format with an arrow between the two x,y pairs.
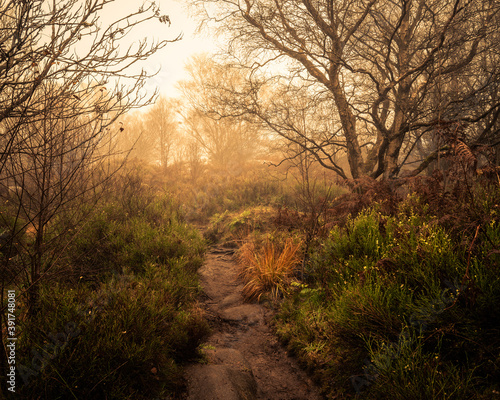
184,246 -> 324,400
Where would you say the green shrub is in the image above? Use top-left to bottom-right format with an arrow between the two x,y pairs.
17,261 -> 209,399
65,195 -> 205,281
204,206 -> 278,245
10,181 -> 210,399
275,192 -> 500,399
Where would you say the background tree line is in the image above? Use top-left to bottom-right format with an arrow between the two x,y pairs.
117,54 -> 267,182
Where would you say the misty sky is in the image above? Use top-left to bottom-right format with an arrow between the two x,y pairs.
101,0 -> 216,97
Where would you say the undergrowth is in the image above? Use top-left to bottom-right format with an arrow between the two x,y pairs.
274,176 -> 500,399
6,170 -> 210,400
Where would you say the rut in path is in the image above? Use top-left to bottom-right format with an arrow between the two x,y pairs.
184,246 -> 324,400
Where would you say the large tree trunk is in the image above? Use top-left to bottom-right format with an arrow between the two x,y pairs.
383,6 -> 411,179
330,70 -> 364,179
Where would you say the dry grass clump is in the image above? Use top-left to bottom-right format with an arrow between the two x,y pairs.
238,237 -> 302,301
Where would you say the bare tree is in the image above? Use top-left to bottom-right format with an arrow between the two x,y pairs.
144,96 -> 180,168
194,0 -> 500,179
250,80 -> 350,178
1,81 -> 123,314
0,0 -> 178,389
0,0 -> 176,168
183,137 -> 205,183
179,54 -> 264,171
114,113 -> 152,162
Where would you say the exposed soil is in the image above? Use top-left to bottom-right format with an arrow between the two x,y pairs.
184,246 -> 324,400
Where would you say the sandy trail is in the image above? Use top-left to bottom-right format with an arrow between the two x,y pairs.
184,247 -> 323,400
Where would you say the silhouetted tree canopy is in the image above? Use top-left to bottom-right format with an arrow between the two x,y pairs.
195,0 -> 500,178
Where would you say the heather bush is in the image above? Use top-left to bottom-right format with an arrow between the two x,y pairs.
275,187 -> 500,399
9,172 -> 210,399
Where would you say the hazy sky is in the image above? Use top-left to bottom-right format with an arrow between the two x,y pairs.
101,0 -> 216,97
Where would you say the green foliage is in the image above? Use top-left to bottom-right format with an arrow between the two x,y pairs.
65,194 -> 205,280
17,261 -> 209,399
10,172 -> 210,399
204,206 -> 277,245
275,190 -> 500,399
364,334 -> 478,400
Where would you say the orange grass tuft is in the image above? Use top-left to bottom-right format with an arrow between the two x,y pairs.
238,237 -> 302,301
